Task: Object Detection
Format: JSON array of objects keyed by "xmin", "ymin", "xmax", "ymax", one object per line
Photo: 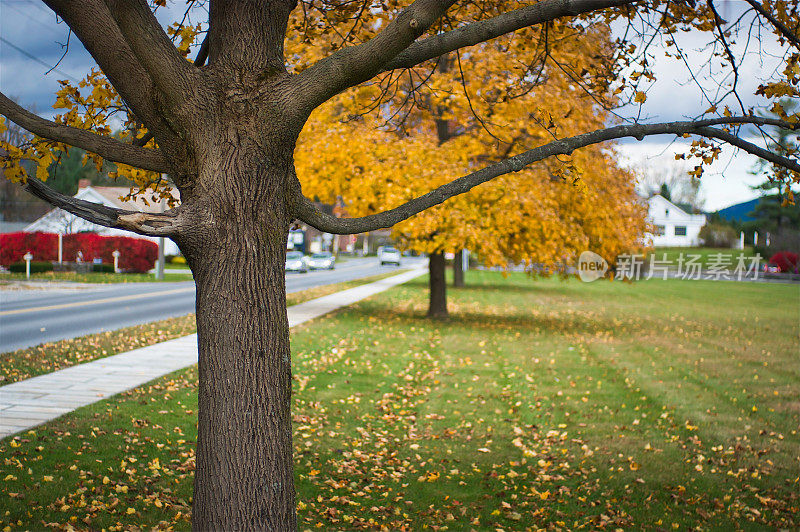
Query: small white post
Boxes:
[
  {"xmin": 462, "ymin": 249, "xmax": 470, "ymax": 271},
  {"xmin": 738, "ymin": 231, "xmax": 744, "ymax": 250},
  {"xmin": 112, "ymin": 250, "xmax": 120, "ymax": 273},
  {"xmin": 58, "ymin": 233, "xmax": 63, "ymax": 264},
  {"xmin": 753, "ymin": 231, "xmax": 759, "ymax": 246},
  {"xmin": 23, "ymin": 252, "xmax": 33, "ymax": 279},
  {"xmin": 766, "ymin": 232, "xmax": 771, "ymax": 247}
]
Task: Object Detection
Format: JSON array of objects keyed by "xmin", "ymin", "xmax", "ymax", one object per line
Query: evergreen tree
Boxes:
[
  {"xmin": 747, "ymin": 99, "xmax": 800, "ymax": 234},
  {"xmin": 46, "ymin": 147, "xmax": 131, "ymax": 196},
  {"xmin": 659, "ymin": 182, "xmax": 672, "ymax": 201}
]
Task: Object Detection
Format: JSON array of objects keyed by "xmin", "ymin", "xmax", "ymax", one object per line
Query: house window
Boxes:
[
  {"xmin": 655, "ymin": 225, "xmax": 665, "ymax": 235},
  {"xmin": 674, "ymin": 226, "xmax": 687, "ymax": 236}
]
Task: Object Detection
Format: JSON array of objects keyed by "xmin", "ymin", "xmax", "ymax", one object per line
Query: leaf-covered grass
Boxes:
[
  {"xmin": 0, "ymin": 271, "xmax": 194, "ymax": 283},
  {"xmin": 1, "ymin": 272, "xmax": 798, "ymax": 530},
  {"xmin": 0, "ymin": 271, "xmax": 404, "ymax": 386}
]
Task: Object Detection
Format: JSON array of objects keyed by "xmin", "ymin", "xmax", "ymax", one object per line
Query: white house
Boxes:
[
  {"xmin": 646, "ymin": 194, "xmax": 706, "ymax": 247},
  {"xmin": 24, "ymin": 181, "xmax": 181, "ymax": 256}
]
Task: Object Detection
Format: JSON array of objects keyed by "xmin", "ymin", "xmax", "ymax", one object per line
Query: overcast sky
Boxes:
[{"xmin": 0, "ymin": 0, "xmax": 791, "ymax": 211}]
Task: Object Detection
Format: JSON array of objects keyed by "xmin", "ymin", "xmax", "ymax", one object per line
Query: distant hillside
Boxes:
[{"xmin": 717, "ymin": 198, "xmax": 759, "ymax": 223}]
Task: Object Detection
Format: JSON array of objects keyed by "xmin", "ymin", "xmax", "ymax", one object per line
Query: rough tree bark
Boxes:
[
  {"xmin": 453, "ymin": 250, "xmax": 465, "ymax": 287},
  {"xmin": 428, "ymin": 252, "xmax": 449, "ymax": 318},
  {"xmin": 178, "ymin": 153, "xmax": 298, "ymax": 528}
]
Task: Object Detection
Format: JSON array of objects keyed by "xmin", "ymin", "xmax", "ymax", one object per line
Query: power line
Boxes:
[
  {"xmin": 1, "ymin": 1, "xmax": 62, "ymax": 35},
  {"xmin": 0, "ymin": 35, "xmax": 80, "ymax": 82}
]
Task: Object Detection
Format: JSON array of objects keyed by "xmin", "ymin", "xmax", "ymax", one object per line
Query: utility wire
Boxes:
[{"xmin": 0, "ymin": 35, "xmax": 80, "ymax": 82}]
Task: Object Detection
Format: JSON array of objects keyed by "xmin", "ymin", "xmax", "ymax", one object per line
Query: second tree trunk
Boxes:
[
  {"xmin": 453, "ymin": 249, "xmax": 465, "ymax": 287},
  {"xmin": 428, "ymin": 252, "xmax": 448, "ymax": 318}
]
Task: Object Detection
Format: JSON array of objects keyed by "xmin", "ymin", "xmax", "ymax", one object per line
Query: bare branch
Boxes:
[
  {"xmin": 24, "ymin": 177, "xmax": 184, "ymax": 237},
  {"xmin": 293, "ymin": 117, "xmax": 799, "ymax": 235},
  {"xmin": 292, "ymin": 0, "xmax": 457, "ymax": 114},
  {"xmin": 708, "ymin": 0, "xmax": 746, "ymax": 114},
  {"xmin": 104, "ymin": 0, "xmax": 198, "ymax": 102},
  {"xmin": 381, "ymin": 0, "xmax": 637, "ymax": 72},
  {"xmin": 744, "ymin": 0, "xmax": 800, "ymax": 49},
  {"xmin": 0, "ymin": 93, "xmax": 170, "ymax": 173},
  {"xmin": 132, "ymin": 131, "xmax": 156, "ymax": 148}
]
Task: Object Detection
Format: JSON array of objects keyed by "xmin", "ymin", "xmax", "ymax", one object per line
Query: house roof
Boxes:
[{"xmin": 647, "ymin": 194, "xmax": 706, "ymax": 223}]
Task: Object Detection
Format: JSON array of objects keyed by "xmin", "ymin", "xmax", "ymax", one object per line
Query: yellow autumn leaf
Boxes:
[
  {"xmin": 35, "ymin": 152, "xmax": 53, "ymax": 181},
  {"xmin": 634, "ymin": 91, "xmax": 647, "ymax": 103}
]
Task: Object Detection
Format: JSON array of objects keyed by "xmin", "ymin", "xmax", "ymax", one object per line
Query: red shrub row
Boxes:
[
  {"xmin": 0, "ymin": 232, "xmax": 158, "ymax": 273},
  {"xmin": 768, "ymin": 251, "xmax": 799, "ymax": 274}
]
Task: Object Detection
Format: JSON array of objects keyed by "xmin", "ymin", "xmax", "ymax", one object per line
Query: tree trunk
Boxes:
[
  {"xmin": 428, "ymin": 252, "xmax": 448, "ymax": 318},
  {"xmin": 453, "ymin": 249, "xmax": 465, "ymax": 287},
  {"xmin": 179, "ymin": 155, "xmax": 297, "ymax": 529}
]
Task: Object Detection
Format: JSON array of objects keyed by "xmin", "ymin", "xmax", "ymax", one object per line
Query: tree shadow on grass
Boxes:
[
  {"xmin": 343, "ymin": 299, "xmax": 619, "ymax": 337},
  {"xmin": 402, "ymin": 277, "xmax": 579, "ymax": 296}
]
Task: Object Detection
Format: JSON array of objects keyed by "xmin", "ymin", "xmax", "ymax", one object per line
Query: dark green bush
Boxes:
[{"xmin": 9, "ymin": 261, "xmax": 54, "ymax": 273}]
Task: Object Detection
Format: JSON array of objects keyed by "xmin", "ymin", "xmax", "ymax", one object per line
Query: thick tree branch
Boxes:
[
  {"xmin": 131, "ymin": 34, "xmax": 211, "ymax": 148},
  {"xmin": 695, "ymin": 126, "xmax": 799, "ymax": 167},
  {"xmin": 382, "ymin": 0, "xmax": 637, "ymax": 72},
  {"xmin": 0, "ymin": 93, "xmax": 170, "ymax": 173},
  {"xmin": 42, "ymin": 1, "xmax": 179, "ymax": 146},
  {"xmin": 195, "ymin": 33, "xmax": 210, "ymax": 67},
  {"xmin": 744, "ymin": 0, "xmax": 800, "ymax": 49},
  {"xmin": 24, "ymin": 177, "xmax": 184, "ymax": 237},
  {"xmin": 292, "ymin": 0, "xmax": 457, "ymax": 114},
  {"xmin": 104, "ymin": 0, "xmax": 198, "ymax": 101},
  {"xmin": 209, "ymin": 0, "xmax": 295, "ymax": 70},
  {"xmin": 294, "ymin": 117, "xmax": 799, "ymax": 234}
]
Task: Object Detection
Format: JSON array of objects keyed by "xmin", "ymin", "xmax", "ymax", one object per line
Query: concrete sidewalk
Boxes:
[{"xmin": 0, "ymin": 267, "xmax": 426, "ymax": 438}]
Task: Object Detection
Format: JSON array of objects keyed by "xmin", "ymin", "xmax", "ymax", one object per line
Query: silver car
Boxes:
[
  {"xmin": 285, "ymin": 251, "xmax": 308, "ymax": 273},
  {"xmin": 307, "ymin": 252, "xmax": 335, "ymax": 270},
  {"xmin": 379, "ymin": 246, "xmax": 401, "ymax": 266}
]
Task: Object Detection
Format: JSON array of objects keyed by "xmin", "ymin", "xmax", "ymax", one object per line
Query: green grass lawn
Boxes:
[
  {"xmin": 650, "ymin": 246, "xmax": 759, "ymax": 267},
  {"xmin": 0, "ymin": 272, "xmax": 797, "ymax": 530},
  {"xmin": 164, "ymin": 262, "xmax": 191, "ymax": 270}
]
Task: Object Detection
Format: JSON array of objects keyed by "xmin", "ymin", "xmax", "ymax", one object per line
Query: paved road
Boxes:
[{"xmin": 0, "ymin": 257, "xmax": 423, "ymax": 353}]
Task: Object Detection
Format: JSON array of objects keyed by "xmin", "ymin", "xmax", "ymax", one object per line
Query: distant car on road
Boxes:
[
  {"xmin": 379, "ymin": 246, "xmax": 401, "ymax": 266},
  {"xmin": 285, "ymin": 251, "xmax": 308, "ymax": 273},
  {"xmin": 307, "ymin": 252, "xmax": 335, "ymax": 270}
]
